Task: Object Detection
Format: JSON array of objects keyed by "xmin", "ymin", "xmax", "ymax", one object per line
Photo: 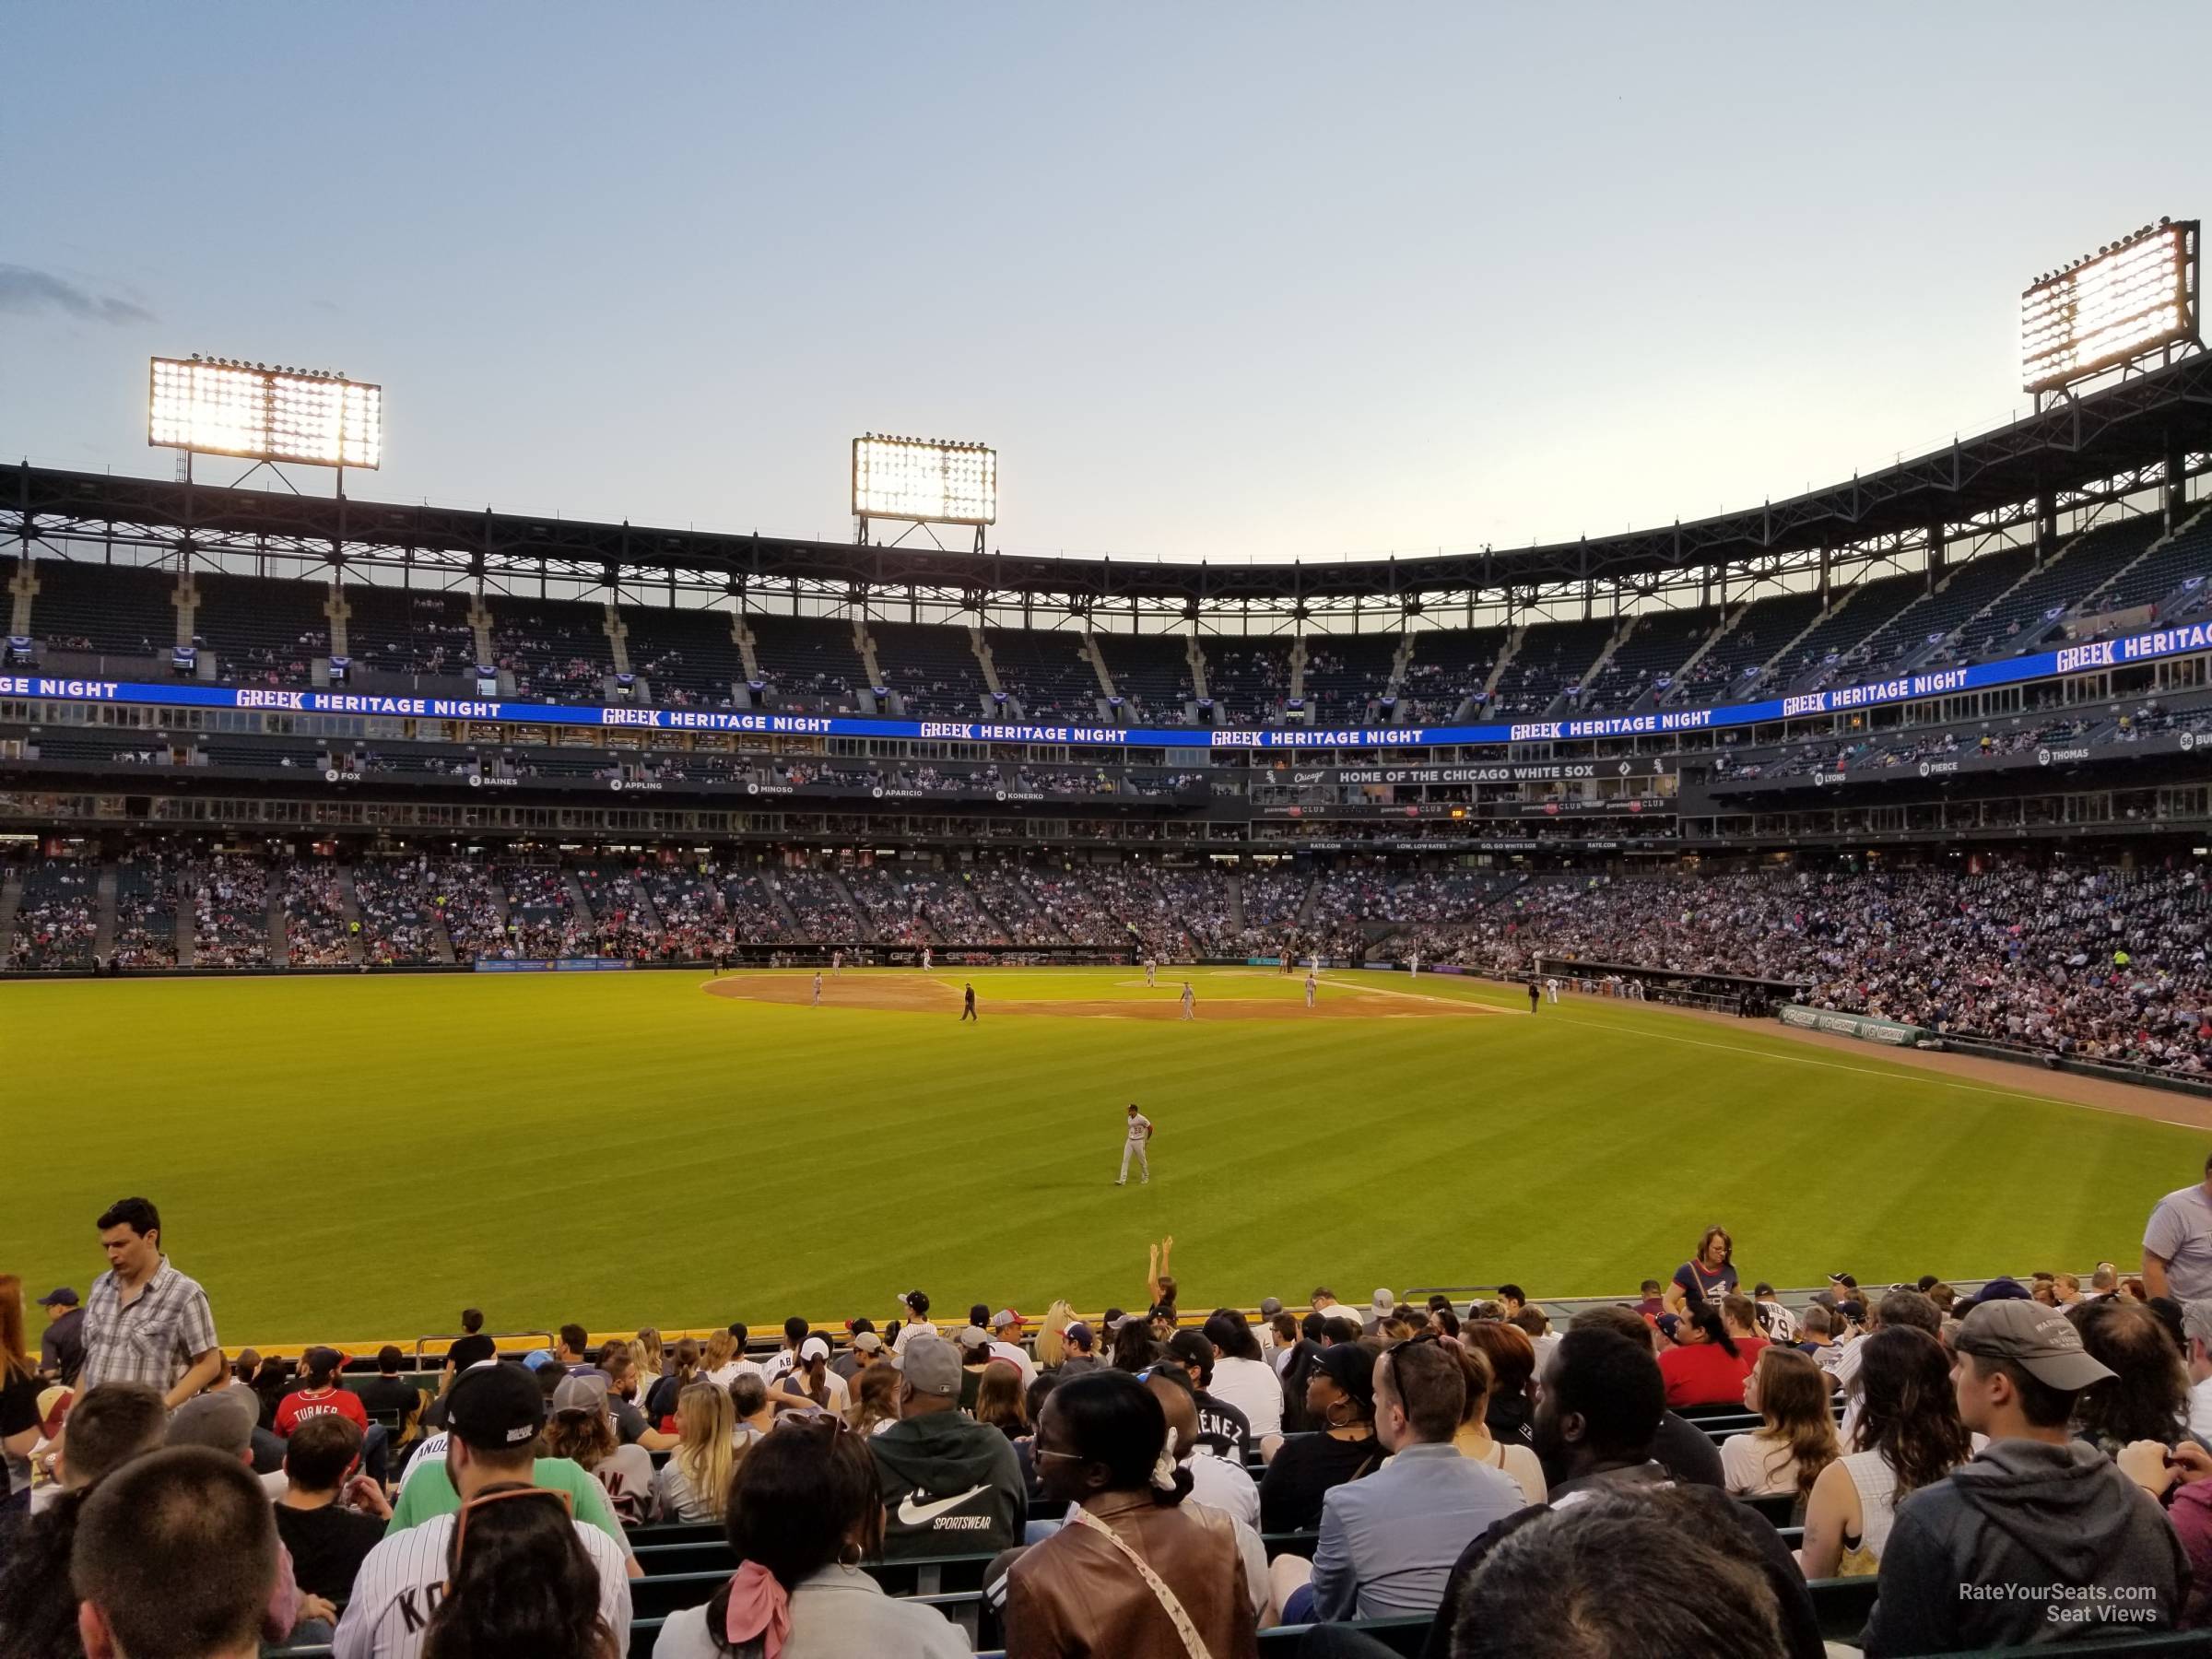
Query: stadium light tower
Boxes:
[
  {"xmin": 2021, "ymin": 220, "xmax": 2200, "ymax": 409},
  {"xmin": 148, "ymin": 356, "xmax": 383, "ymax": 496},
  {"xmin": 852, "ymin": 433, "xmax": 997, "ymax": 554}
]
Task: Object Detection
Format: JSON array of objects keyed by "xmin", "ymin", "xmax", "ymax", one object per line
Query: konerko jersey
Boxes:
[
  {"xmin": 333, "ymin": 1510, "xmax": 630, "ymax": 1659},
  {"xmin": 1126, "ymin": 1112, "xmax": 1152, "ymax": 1145}
]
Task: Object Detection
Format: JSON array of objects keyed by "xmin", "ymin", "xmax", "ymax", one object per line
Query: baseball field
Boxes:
[{"xmin": 4, "ymin": 965, "xmax": 2201, "ymax": 1346}]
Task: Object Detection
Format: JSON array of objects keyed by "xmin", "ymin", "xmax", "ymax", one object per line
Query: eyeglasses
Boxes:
[{"xmin": 452, "ymin": 1485, "xmax": 572, "ymax": 1564}]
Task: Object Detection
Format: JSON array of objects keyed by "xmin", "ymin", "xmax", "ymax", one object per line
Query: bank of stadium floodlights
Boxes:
[
  {"xmin": 147, "ymin": 356, "xmax": 382, "ymax": 495},
  {"xmin": 2023, "ymin": 219, "xmax": 2200, "ymax": 408},
  {"xmin": 852, "ymin": 432, "xmax": 996, "ymax": 555}
]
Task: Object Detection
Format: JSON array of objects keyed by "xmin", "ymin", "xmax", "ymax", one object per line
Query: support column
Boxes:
[{"xmin": 6, "ymin": 560, "xmax": 36, "ymax": 638}]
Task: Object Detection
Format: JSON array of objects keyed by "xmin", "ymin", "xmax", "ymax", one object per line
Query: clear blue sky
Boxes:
[{"xmin": 4, "ymin": 5, "xmax": 2205, "ymax": 562}]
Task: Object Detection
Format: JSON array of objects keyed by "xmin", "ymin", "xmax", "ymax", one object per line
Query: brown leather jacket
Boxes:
[{"xmin": 1004, "ymin": 1488, "xmax": 1259, "ymax": 1659}]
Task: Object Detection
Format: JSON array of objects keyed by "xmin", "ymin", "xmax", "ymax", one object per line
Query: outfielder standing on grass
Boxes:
[
  {"xmin": 1117, "ymin": 1104, "xmax": 1154, "ymax": 1185},
  {"xmin": 813, "ymin": 971, "xmax": 823, "ymax": 1006},
  {"xmin": 1181, "ymin": 980, "xmax": 1195, "ymax": 1020},
  {"xmin": 1305, "ymin": 969, "xmax": 1317, "ymax": 1010}
]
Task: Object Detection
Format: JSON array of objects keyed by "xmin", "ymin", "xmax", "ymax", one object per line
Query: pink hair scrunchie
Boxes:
[{"xmin": 723, "ymin": 1560, "xmax": 792, "ymax": 1658}]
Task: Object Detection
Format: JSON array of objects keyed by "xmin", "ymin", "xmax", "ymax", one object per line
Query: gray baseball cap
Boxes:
[
  {"xmin": 895, "ymin": 1335, "xmax": 962, "ymax": 1398},
  {"xmin": 1954, "ymin": 1300, "xmax": 2115, "ymax": 1391},
  {"xmin": 167, "ymin": 1391, "xmax": 255, "ymax": 1455},
  {"xmin": 2183, "ymin": 1301, "xmax": 2212, "ymax": 1349}
]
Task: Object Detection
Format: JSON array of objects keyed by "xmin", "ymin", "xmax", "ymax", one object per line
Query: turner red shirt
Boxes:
[{"xmin": 275, "ymin": 1384, "xmax": 371, "ymax": 1437}]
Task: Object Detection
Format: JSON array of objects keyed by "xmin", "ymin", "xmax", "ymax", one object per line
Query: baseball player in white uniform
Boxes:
[
  {"xmin": 1179, "ymin": 981, "xmax": 1195, "ymax": 1020},
  {"xmin": 923, "ymin": 945, "xmax": 933, "ymax": 971},
  {"xmin": 812, "ymin": 971, "xmax": 823, "ymax": 1006},
  {"xmin": 1145, "ymin": 956, "xmax": 1157, "ymax": 987},
  {"xmin": 1117, "ymin": 1104, "xmax": 1154, "ymax": 1185},
  {"xmin": 1305, "ymin": 970, "xmax": 1318, "ymax": 1009}
]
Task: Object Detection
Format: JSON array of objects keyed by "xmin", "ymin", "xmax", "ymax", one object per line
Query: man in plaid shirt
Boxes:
[{"xmin": 79, "ymin": 1195, "xmax": 224, "ymax": 1407}]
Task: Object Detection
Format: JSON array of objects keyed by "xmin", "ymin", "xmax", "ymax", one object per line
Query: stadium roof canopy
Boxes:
[{"xmin": 8, "ymin": 353, "xmax": 2212, "ymax": 620}]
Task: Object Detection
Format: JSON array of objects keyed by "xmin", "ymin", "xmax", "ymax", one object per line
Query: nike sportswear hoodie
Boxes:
[
  {"xmin": 868, "ymin": 1411, "xmax": 1028, "ymax": 1559},
  {"xmin": 1862, "ymin": 1438, "xmax": 2189, "ymax": 1655}
]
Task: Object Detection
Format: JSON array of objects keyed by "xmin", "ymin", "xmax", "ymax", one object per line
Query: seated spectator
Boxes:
[
  {"xmin": 730, "ymin": 1373, "xmax": 778, "ymax": 1447},
  {"xmin": 71, "ymin": 1445, "xmax": 278, "ymax": 1659},
  {"xmin": 1163, "ymin": 1330, "xmax": 1253, "ymax": 1464},
  {"xmin": 598, "ymin": 1348, "xmax": 677, "ymax": 1450},
  {"xmin": 275, "ymin": 1415, "xmax": 391, "ymax": 1606},
  {"xmin": 1833, "ymin": 1288, "xmax": 1939, "ymax": 1441},
  {"xmin": 1445, "ymin": 1486, "xmax": 1793, "ymax": 1659},
  {"xmin": 1109, "ymin": 1316, "xmax": 1159, "ymax": 1373},
  {"xmin": 1568, "ymin": 1305, "xmax": 1726, "ymax": 1489},
  {"xmin": 543, "ymin": 1373, "xmax": 655, "ymax": 1527},
  {"xmin": 1056, "ymin": 1321, "xmax": 1100, "ymax": 1377},
  {"xmin": 2184, "ymin": 1300, "xmax": 2212, "ymax": 1441},
  {"xmin": 867, "ymin": 1335, "xmax": 1025, "ymax": 1559},
  {"xmin": 1861, "ymin": 1300, "xmax": 2186, "ymax": 1654},
  {"xmin": 1142, "ymin": 1368, "xmax": 1269, "ymax": 1620},
  {"xmin": 1795, "ymin": 1302, "xmax": 1841, "ymax": 1369},
  {"xmin": 1658, "ymin": 1304, "xmax": 1759, "ymax": 1407},
  {"xmin": 2071, "ymin": 1297, "xmax": 2199, "ymax": 1456},
  {"xmin": 421, "ymin": 1482, "xmax": 621, "ymax": 1659},
  {"xmin": 653, "ymin": 1415, "xmax": 967, "ymax": 1659},
  {"xmin": 768, "ymin": 1336, "xmax": 851, "ymax": 1418},
  {"xmin": 1421, "ymin": 1326, "xmax": 1823, "ymax": 1659},
  {"xmin": 1260, "ymin": 1342, "xmax": 1382, "ymax": 1535},
  {"xmin": 652, "ymin": 1383, "xmax": 736, "ymax": 1524},
  {"xmin": 1000, "ymin": 1370, "xmax": 1257, "ymax": 1657},
  {"xmin": 1459, "ymin": 1322, "xmax": 1536, "ymax": 1448},
  {"xmin": 385, "ymin": 1364, "xmax": 632, "ymax": 1554},
  {"xmin": 1202, "ymin": 1311, "xmax": 1284, "ymax": 1442},
  {"xmin": 0, "ymin": 1382, "xmax": 169, "ymax": 1659},
  {"xmin": 1719, "ymin": 1347, "xmax": 1837, "ymax": 1503},
  {"xmin": 275, "ymin": 1347, "xmax": 371, "ymax": 1438},
  {"xmin": 338, "ymin": 1363, "xmax": 634, "ymax": 1659},
  {"xmin": 1796, "ymin": 1326, "xmax": 1970, "ymax": 1579},
  {"xmin": 357, "ymin": 1346, "xmax": 427, "ymax": 1445},
  {"xmin": 1272, "ymin": 1336, "xmax": 1523, "ymax": 1622},
  {"xmin": 647, "ymin": 1338, "xmax": 700, "ymax": 1427},
  {"xmin": 848, "ymin": 1363, "xmax": 901, "ymax": 1438},
  {"xmin": 1448, "ymin": 1344, "xmax": 1546, "ymax": 1505},
  {"xmin": 700, "ymin": 1329, "xmax": 759, "ymax": 1392},
  {"xmin": 976, "ymin": 1361, "xmax": 1030, "ymax": 1441}
]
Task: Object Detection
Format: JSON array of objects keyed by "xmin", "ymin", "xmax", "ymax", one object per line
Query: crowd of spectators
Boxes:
[
  {"xmin": 352, "ymin": 857, "xmax": 444, "ymax": 965},
  {"xmin": 191, "ymin": 855, "xmax": 270, "ymax": 969},
  {"xmin": 280, "ymin": 862, "xmax": 353, "ymax": 968},
  {"xmin": 110, "ymin": 847, "xmax": 179, "ymax": 968},
  {"xmin": 6, "ymin": 856, "xmax": 99, "ymax": 969},
  {"xmin": 28, "ymin": 1183, "xmax": 2212, "ymax": 1658}
]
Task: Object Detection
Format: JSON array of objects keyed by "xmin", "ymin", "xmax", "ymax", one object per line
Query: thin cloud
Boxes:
[{"xmin": 0, "ymin": 264, "xmax": 155, "ymax": 325}]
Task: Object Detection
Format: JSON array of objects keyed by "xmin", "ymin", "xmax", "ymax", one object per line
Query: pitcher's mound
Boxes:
[{"xmin": 701, "ymin": 971, "xmax": 1488, "ymax": 1020}]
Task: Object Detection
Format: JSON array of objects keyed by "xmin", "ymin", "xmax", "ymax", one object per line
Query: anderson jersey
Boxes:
[
  {"xmin": 334, "ymin": 1510, "xmax": 631, "ymax": 1659},
  {"xmin": 1126, "ymin": 1113, "xmax": 1153, "ymax": 1145}
]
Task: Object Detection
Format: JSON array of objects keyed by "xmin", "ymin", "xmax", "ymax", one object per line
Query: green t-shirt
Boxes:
[{"xmin": 384, "ymin": 1453, "xmax": 630, "ymax": 1553}]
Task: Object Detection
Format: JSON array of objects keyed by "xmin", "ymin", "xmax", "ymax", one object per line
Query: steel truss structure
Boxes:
[{"xmin": 10, "ymin": 355, "xmax": 2212, "ymax": 637}]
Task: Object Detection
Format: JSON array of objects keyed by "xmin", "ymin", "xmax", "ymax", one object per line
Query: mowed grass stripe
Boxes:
[{"xmin": 1, "ymin": 971, "xmax": 2197, "ymax": 1343}]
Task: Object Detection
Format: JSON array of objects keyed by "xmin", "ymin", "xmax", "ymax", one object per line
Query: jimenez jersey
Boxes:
[{"xmin": 334, "ymin": 1510, "xmax": 631, "ymax": 1659}]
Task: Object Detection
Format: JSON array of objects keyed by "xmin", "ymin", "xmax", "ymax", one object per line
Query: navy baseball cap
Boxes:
[{"xmin": 37, "ymin": 1288, "xmax": 78, "ymax": 1308}]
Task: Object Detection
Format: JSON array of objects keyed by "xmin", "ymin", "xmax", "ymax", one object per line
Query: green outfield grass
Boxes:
[{"xmin": 2, "ymin": 965, "xmax": 2198, "ymax": 1345}]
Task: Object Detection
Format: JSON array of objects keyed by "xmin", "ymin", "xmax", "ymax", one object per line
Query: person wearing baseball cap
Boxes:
[
  {"xmin": 36, "ymin": 1287, "xmax": 85, "ymax": 1384},
  {"xmin": 335, "ymin": 1360, "xmax": 635, "ymax": 1659},
  {"xmin": 379, "ymin": 1359, "xmax": 635, "ymax": 1560},
  {"xmin": 867, "ymin": 1335, "xmax": 1025, "ymax": 1559},
  {"xmin": 1859, "ymin": 1300, "xmax": 2185, "ymax": 1656},
  {"xmin": 987, "ymin": 1309, "xmax": 1039, "ymax": 1386},
  {"xmin": 1260, "ymin": 1339, "xmax": 1381, "ymax": 1533}
]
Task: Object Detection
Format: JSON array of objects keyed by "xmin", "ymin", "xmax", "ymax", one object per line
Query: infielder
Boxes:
[
  {"xmin": 1408, "ymin": 949, "xmax": 1420, "ymax": 977},
  {"xmin": 1144, "ymin": 956, "xmax": 1157, "ymax": 987},
  {"xmin": 1547, "ymin": 976, "xmax": 1561, "ymax": 1005},
  {"xmin": 1304, "ymin": 970, "xmax": 1317, "ymax": 1009},
  {"xmin": 1117, "ymin": 1103, "xmax": 1154, "ymax": 1185},
  {"xmin": 1180, "ymin": 981, "xmax": 1195, "ymax": 1020},
  {"xmin": 832, "ymin": 948, "xmax": 843, "ymax": 974},
  {"xmin": 812, "ymin": 971, "xmax": 823, "ymax": 1006}
]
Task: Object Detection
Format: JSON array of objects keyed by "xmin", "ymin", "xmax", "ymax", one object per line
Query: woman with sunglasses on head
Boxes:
[
  {"xmin": 424, "ymin": 1484, "xmax": 619, "ymax": 1659},
  {"xmin": 653, "ymin": 1417, "xmax": 967, "ymax": 1659},
  {"xmin": 1002, "ymin": 1369, "xmax": 1258, "ymax": 1658}
]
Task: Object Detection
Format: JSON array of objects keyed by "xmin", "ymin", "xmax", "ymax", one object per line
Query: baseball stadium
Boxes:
[{"xmin": 11, "ymin": 15, "xmax": 2212, "ymax": 1657}]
